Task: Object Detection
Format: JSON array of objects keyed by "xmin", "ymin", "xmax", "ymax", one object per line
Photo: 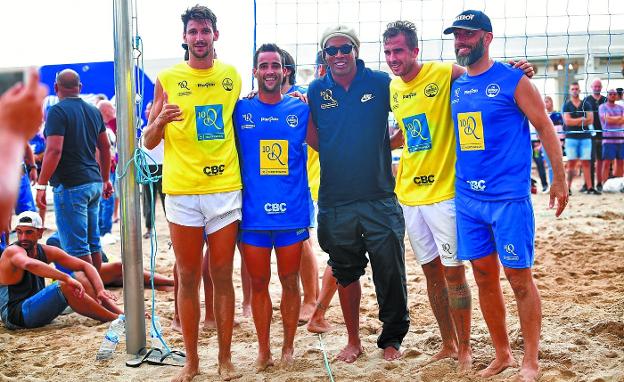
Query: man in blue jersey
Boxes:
[
  {"xmin": 306, "ymin": 26, "xmax": 408, "ymax": 363},
  {"xmin": 233, "ymin": 44, "xmax": 311, "ymax": 371},
  {"xmin": 445, "ymin": 10, "xmax": 568, "ymax": 382}
]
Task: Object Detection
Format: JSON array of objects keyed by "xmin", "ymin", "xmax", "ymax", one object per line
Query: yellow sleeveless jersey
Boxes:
[
  {"xmin": 306, "ymin": 146, "xmax": 320, "ymax": 201},
  {"xmin": 390, "ymin": 62, "xmax": 456, "ymax": 206},
  {"xmin": 158, "ymin": 60, "xmax": 242, "ymax": 195}
]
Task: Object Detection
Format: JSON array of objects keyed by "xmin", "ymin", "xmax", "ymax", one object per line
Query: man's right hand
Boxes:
[
  {"xmin": 102, "ymin": 180, "xmax": 114, "ymax": 200},
  {"xmin": 66, "ymin": 277, "xmax": 85, "ymax": 299},
  {"xmin": 155, "ymin": 92, "xmax": 183, "ymax": 128},
  {"xmin": 0, "ymin": 69, "xmax": 48, "ymax": 140},
  {"xmin": 35, "ymin": 188, "xmax": 47, "ymax": 210}
]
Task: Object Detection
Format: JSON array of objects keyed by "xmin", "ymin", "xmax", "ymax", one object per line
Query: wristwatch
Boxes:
[{"xmin": 34, "ymin": 184, "xmax": 47, "ymax": 191}]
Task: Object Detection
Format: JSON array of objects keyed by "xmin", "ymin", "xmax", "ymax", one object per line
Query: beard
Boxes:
[
  {"xmin": 189, "ymin": 45, "xmax": 210, "ymax": 60},
  {"xmin": 258, "ymin": 77, "xmax": 282, "ymax": 94},
  {"xmin": 456, "ymin": 36, "xmax": 485, "ymax": 67}
]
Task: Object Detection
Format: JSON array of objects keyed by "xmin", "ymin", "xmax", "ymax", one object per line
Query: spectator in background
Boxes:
[
  {"xmin": 29, "ymin": 130, "xmax": 47, "ymax": 224},
  {"xmin": 140, "ymin": 101, "xmax": 166, "ymax": 239},
  {"xmin": 563, "ymin": 82, "xmax": 599, "ymax": 195},
  {"xmin": 583, "ymin": 79, "xmax": 607, "ymax": 192},
  {"xmin": 615, "ymin": 88, "xmax": 624, "ymax": 107},
  {"xmin": 599, "ymin": 89, "xmax": 624, "ymax": 179},
  {"xmin": 36, "ymin": 69, "xmax": 113, "ymax": 271},
  {"xmin": 96, "ymin": 100, "xmax": 118, "ymax": 245},
  {"xmin": 542, "ymin": 95, "xmax": 565, "ymax": 189},
  {"xmin": 281, "ymin": 49, "xmax": 307, "ymax": 95}
]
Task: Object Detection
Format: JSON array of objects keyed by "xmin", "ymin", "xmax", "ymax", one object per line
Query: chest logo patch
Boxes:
[
  {"xmin": 260, "ymin": 140, "xmax": 289, "ymax": 175},
  {"xmin": 286, "ymin": 114, "xmax": 299, "ymax": 128},
  {"xmin": 486, "ymin": 83, "xmax": 500, "ymax": 98},
  {"xmin": 457, "ymin": 112, "xmax": 485, "ymax": 151},
  {"xmin": 402, "ymin": 113, "xmax": 432, "ymax": 153},
  {"xmin": 424, "ymin": 83, "xmax": 439, "ymax": 97},
  {"xmin": 195, "ymin": 104, "xmax": 224, "ymax": 141},
  {"xmin": 320, "ymin": 89, "xmax": 338, "ymax": 109},
  {"xmin": 222, "ymin": 78, "xmax": 234, "ymax": 91}
]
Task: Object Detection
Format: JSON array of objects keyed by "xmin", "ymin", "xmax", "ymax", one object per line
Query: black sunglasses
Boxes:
[{"xmin": 324, "ymin": 44, "xmax": 354, "ymax": 56}]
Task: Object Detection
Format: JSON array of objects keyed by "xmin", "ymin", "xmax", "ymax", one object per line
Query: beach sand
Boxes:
[{"xmin": 1, "ymin": 191, "xmax": 623, "ymax": 381}]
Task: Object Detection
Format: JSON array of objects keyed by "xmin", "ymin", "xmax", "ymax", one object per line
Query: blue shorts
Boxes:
[
  {"xmin": 21, "ymin": 282, "xmax": 69, "ymax": 328},
  {"xmin": 15, "ymin": 173, "xmax": 36, "ymax": 215},
  {"xmin": 53, "ymin": 182, "xmax": 102, "ymax": 258},
  {"xmin": 603, "ymin": 143, "xmax": 624, "ymax": 160},
  {"xmin": 456, "ymin": 196, "xmax": 535, "ymax": 269},
  {"xmin": 239, "ymin": 228, "xmax": 309, "ymax": 248},
  {"xmin": 565, "ymin": 138, "xmax": 592, "ymax": 160}
]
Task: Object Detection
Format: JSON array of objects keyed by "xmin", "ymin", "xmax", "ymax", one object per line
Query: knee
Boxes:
[
  {"xmin": 472, "ymin": 266, "xmax": 499, "ymax": 289},
  {"xmin": 176, "ymin": 267, "xmax": 201, "ymax": 288},
  {"xmin": 505, "ymin": 269, "xmax": 533, "ymax": 298},
  {"xmin": 210, "ymin": 265, "xmax": 233, "ymax": 285},
  {"xmin": 250, "ymin": 275, "xmax": 270, "ymax": 292},
  {"xmin": 279, "ymin": 272, "xmax": 300, "ymax": 294},
  {"xmin": 443, "ymin": 265, "xmax": 466, "ymax": 285}
]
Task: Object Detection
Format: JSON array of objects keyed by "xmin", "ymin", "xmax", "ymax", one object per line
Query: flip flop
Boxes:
[
  {"xmin": 126, "ymin": 347, "xmax": 150, "ymax": 368},
  {"xmin": 145, "ymin": 348, "xmax": 186, "ymax": 367}
]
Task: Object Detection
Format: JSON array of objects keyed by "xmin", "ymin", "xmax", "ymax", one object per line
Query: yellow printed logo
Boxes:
[
  {"xmin": 260, "ymin": 140, "xmax": 289, "ymax": 175},
  {"xmin": 457, "ymin": 112, "xmax": 485, "ymax": 151}
]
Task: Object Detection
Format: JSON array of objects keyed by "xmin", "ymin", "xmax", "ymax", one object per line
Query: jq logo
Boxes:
[
  {"xmin": 260, "ymin": 140, "xmax": 289, "ymax": 175},
  {"xmin": 403, "ymin": 113, "xmax": 432, "ymax": 153},
  {"xmin": 203, "ymin": 164, "xmax": 225, "ymax": 176},
  {"xmin": 457, "ymin": 112, "xmax": 485, "ymax": 151},
  {"xmin": 195, "ymin": 104, "xmax": 224, "ymax": 141}
]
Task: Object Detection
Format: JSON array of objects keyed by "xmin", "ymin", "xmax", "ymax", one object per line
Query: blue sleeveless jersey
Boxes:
[
  {"xmin": 234, "ymin": 96, "xmax": 311, "ymax": 230},
  {"xmin": 451, "ymin": 61, "xmax": 530, "ymax": 201}
]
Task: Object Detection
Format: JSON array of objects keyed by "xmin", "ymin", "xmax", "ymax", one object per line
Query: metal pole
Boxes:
[{"xmin": 113, "ymin": 0, "xmax": 146, "ymax": 355}]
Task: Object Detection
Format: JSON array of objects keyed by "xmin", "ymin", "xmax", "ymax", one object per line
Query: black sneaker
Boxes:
[
  {"xmin": 580, "ymin": 184, "xmax": 588, "ymax": 193},
  {"xmin": 596, "ymin": 183, "xmax": 603, "ymax": 192},
  {"xmin": 586, "ymin": 187, "xmax": 602, "ymax": 195}
]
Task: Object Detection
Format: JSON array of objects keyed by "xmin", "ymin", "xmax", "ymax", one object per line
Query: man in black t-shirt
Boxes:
[
  {"xmin": 35, "ymin": 69, "xmax": 113, "ymax": 271},
  {"xmin": 563, "ymin": 82, "xmax": 600, "ymax": 195},
  {"xmin": 583, "ymin": 79, "xmax": 607, "ymax": 191}
]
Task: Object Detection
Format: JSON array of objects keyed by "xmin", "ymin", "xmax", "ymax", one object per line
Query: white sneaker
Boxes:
[{"xmin": 100, "ymin": 233, "xmax": 117, "ymax": 245}]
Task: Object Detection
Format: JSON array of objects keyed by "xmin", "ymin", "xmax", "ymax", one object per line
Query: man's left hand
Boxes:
[
  {"xmin": 102, "ymin": 180, "xmax": 114, "ymax": 200},
  {"xmin": 97, "ymin": 289, "xmax": 118, "ymax": 305},
  {"xmin": 510, "ymin": 59, "xmax": 535, "ymax": 79}
]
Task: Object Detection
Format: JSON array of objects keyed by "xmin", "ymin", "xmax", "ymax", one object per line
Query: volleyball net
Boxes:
[{"xmin": 253, "ymin": 0, "xmax": 624, "ymax": 108}]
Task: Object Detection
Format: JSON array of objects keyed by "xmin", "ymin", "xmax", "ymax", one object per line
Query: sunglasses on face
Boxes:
[{"xmin": 324, "ymin": 44, "xmax": 354, "ymax": 56}]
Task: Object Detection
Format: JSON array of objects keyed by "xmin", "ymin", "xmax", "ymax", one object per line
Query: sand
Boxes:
[{"xmin": 1, "ymin": 191, "xmax": 623, "ymax": 382}]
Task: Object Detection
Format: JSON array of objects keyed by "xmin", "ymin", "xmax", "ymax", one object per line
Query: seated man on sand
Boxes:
[{"xmin": 0, "ymin": 211, "xmax": 122, "ymax": 329}]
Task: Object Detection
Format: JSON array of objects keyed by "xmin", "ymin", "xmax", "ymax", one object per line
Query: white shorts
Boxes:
[
  {"xmin": 165, "ymin": 190, "xmax": 242, "ymax": 235},
  {"xmin": 401, "ymin": 198, "xmax": 463, "ymax": 267}
]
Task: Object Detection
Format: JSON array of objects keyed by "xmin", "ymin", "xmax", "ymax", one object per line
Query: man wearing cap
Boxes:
[
  {"xmin": 307, "ymin": 25, "xmax": 408, "ymax": 362},
  {"xmin": 444, "ymin": 10, "xmax": 568, "ymax": 381},
  {"xmin": 0, "ymin": 211, "xmax": 122, "ymax": 330}
]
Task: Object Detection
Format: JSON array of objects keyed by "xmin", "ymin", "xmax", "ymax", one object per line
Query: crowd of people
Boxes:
[{"xmin": 2, "ymin": 4, "xmax": 622, "ymax": 382}]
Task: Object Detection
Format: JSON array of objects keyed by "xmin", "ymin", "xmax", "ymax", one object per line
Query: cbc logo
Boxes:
[
  {"xmin": 466, "ymin": 179, "xmax": 486, "ymax": 191},
  {"xmin": 264, "ymin": 203, "xmax": 287, "ymax": 213},
  {"xmin": 413, "ymin": 174, "xmax": 435, "ymax": 185},
  {"xmin": 203, "ymin": 164, "xmax": 225, "ymax": 176}
]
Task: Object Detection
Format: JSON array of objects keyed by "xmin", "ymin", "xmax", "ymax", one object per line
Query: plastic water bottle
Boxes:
[
  {"xmin": 150, "ymin": 315, "xmax": 164, "ymax": 350},
  {"xmin": 96, "ymin": 314, "xmax": 125, "ymax": 360}
]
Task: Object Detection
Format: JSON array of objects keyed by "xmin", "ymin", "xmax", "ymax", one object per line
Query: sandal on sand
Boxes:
[{"xmin": 126, "ymin": 348, "xmax": 186, "ymax": 368}]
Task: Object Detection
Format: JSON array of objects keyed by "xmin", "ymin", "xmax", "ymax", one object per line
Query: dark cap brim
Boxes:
[{"xmin": 443, "ymin": 25, "xmax": 481, "ymax": 34}]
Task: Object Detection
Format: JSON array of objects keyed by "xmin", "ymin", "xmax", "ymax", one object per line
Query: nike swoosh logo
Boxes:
[{"xmin": 361, "ymin": 94, "xmax": 374, "ymax": 102}]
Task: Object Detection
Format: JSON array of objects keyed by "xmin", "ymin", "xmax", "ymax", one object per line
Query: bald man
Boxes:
[{"xmin": 36, "ymin": 69, "xmax": 113, "ymax": 271}]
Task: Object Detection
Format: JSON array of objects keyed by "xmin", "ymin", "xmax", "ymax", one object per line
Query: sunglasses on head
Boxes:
[{"xmin": 324, "ymin": 44, "xmax": 354, "ymax": 56}]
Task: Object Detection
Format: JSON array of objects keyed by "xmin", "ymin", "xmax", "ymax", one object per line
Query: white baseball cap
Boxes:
[{"xmin": 15, "ymin": 211, "xmax": 43, "ymax": 229}]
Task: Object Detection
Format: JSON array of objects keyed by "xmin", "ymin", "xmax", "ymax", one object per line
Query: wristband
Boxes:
[{"xmin": 34, "ymin": 184, "xmax": 47, "ymax": 191}]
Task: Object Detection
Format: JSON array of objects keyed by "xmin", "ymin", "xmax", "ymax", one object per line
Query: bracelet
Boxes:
[{"xmin": 34, "ymin": 184, "xmax": 47, "ymax": 191}]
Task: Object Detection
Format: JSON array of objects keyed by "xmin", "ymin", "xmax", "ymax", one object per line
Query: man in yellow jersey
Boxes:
[
  {"xmin": 142, "ymin": 5, "xmax": 242, "ymax": 382},
  {"xmin": 383, "ymin": 21, "xmax": 473, "ymax": 371},
  {"xmin": 383, "ymin": 21, "xmax": 534, "ymax": 371}
]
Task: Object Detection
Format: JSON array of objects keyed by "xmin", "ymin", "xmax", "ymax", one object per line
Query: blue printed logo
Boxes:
[
  {"xmin": 403, "ymin": 113, "xmax": 432, "ymax": 153},
  {"xmin": 195, "ymin": 104, "xmax": 224, "ymax": 141}
]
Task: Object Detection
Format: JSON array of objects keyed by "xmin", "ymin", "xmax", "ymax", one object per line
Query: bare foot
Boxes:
[
  {"xmin": 241, "ymin": 304, "xmax": 252, "ymax": 318},
  {"xmin": 171, "ymin": 363, "xmax": 199, "ymax": 382},
  {"xmin": 425, "ymin": 346, "xmax": 458, "ymax": 365},
  {"xmin": 171, "ymin": 318, "xmax": 182, "ymax": 333},
  {"xmin": 457, "ymin": 351, "xmax": 473, "ymax": 373},
  {"xmin": 478, "ymin": 356, "xmax": 517, "ymax": 378},
  {"xmin": 513, "ymin": 366, "xmax": 541, "ymax": 382},
  {"xmin": 336, "ymin": 343, "xmax": 364, "ymax": 363},
  {"xmin": 255, "ymin": 353, "xmax": 274, "ymax": 372},
  {"xmin": 218, "ymin": 361, "xmax": 242, "ymax": 381},
  {"xmin": 298, "ymin": 302, "xmax": 316, "ymax": 324},
  {"xmin": 280, "ymin": 348, "xmax": 295, "ymax": 369},
  {"xmin": 203, "ymin": 318, "xmax": 240, "ymax": 331},
  {"xmin": 307, "ymin": 316, "xmax": 333, "ymax": 334},
  {"xmin": 384, "ymin": 346, "xmax": 403, "ymax": 361}
]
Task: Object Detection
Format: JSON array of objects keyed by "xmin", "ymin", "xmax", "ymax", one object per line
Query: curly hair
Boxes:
[
  {"xmin": 383, "ymin": 20, "xmax": 418, "ymax": 50},
  {"xmin": 181, "ymin": 5, "xmax": 218, "ymax": 34}
]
